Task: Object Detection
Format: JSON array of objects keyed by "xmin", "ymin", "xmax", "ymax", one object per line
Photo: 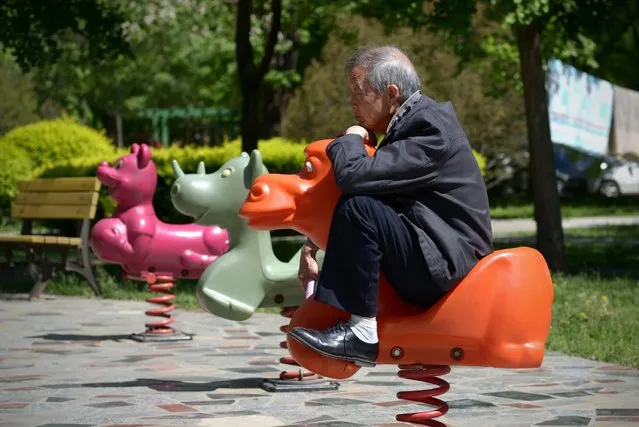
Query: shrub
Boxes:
[
  {"xmin": 149, "ymin": 138, "xmax": 309, "ymax": 186},
  {"xmin": 37, "ymin": 137, "xmax": 486, "ymax": 223},
  {"xmin": 0, "ymin": 144, "xmax": 33, "ymax": 214},
  {"xmin": 38, "ymin": 138, "xmax": 308, "ymax": 223},
  {"xmin": 474, "ymin": 149, "xmax": 486, "ymax": 174},
  {"xmin": 0, "ymin": 117, "xmax": 116, "ymax": 171}
]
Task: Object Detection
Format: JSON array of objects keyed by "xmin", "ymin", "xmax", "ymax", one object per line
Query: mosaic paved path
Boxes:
[{"xmin": 0, "ymin": 296, "xmax": 637, "ymax": 427}]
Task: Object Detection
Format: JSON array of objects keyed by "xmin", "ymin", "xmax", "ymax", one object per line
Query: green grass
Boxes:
[
  {"xmin": 490, "ymin": 196, "xmax": 639, "ymax": 219},
  {"xmin": 498, "ymin": 224, "xmax": 639, "ymax": 239},
  {"xmin": 563, "ymin": 224, "xmax": 639, "ymax": 239},
  {"xmin": 0, "ymin": 263, "xmax": 203, "ymax": 309},
  {"xmin": 546, "ymin": 274, "xmax": 638, "ymax": 368},
  {"xmin": 495, "ymin": 225, "xmax": 639, "ymax": 276}
]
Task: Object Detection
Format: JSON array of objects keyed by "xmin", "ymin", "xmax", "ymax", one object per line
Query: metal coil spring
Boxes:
[
  {"xmin": 396, "ymin": 364, "xmax": 451, "ymax": 426},
  {"xmin": 143, "ymin": 273, "xmax": 176, "ymax": 335}
]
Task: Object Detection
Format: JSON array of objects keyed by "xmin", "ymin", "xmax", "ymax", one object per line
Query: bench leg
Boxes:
[
  {"xmin": 66, "ymin": 248, "xmax": 101, "ymax": 297},
  {"xmin": 66, "ymin": 219, "xmax": 102, "ymax": 297}
]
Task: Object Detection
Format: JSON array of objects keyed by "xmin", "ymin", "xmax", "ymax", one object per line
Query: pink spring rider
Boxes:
[{"xmin": 90, "ymin": 143, "xmax": 229, "ymax": 341}]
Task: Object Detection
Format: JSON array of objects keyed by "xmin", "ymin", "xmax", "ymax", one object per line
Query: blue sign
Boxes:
[{"xmin": 547, "ymin": 59, "xmax": 613, "ymax": 155}]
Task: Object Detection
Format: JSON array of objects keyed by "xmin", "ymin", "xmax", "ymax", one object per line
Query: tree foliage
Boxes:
[
  {"xmin": 0, "ymin": 50, "xmax": 39, "ymax": 136},
  {"xmin": 22, "ymin": 0, "xmax": 345, "ymax": 149},
  {"xmin": 232, "ymin": 0, "xmax": 350, "ymax": 152},
  {"xmin": 283, "ymin": 14, "xmax": 526, "ymax": 155},
  {"xmin": 0, "ymin": 0, "xmax": 130, "ymax": 71},
  {"xmin": 588, "ymin": 0, "xmax": 639, "ymax": 91},
  {"xmin": 33, "ymin": 1, "xmax": 239, "ymax": 118}
]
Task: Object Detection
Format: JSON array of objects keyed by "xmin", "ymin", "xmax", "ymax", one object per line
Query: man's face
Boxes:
[{"xmin": 348, "ymin": 66, "xmax": 391, "ymax": 133}]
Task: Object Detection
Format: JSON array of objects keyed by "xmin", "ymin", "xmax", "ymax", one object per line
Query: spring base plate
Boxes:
[
  {"xmin": 260, "ymin": 378, "xmax": 339, "ymax": 392},
  {"xmin": 129, "ymin": 329, "xmax": 194, "ymax": 342}
]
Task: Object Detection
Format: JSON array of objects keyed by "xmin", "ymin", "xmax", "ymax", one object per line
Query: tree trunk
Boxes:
[
  {"xmin": 261, "ymin": 28, "xmax": 299, "ymax": 138},
  {"xmin": 261, "ymin": 80, "xmax": 294, "ymax": 138},
  {"xmin": 115, "ymin": 110, "xmax": 123, "ymax": 149},
  {"xmin": 235, "ymin": 0, "xmax": 282, "ymax": 153},
  {"xmin": 515, "ymin": 23, "xmax": 567, "ymax": 272},
  {"xmin": 240, "ymin": 85, "xmax": 261, "ymax": 153}
]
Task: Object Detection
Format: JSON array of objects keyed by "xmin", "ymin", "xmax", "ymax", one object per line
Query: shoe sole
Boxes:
[{"xmin": 288, "ymin": 330, "xmax": 377, "ymax": 368}]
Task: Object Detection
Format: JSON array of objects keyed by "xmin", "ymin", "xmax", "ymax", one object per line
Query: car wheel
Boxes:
[{"xmin": 599, "ymin": 180, "xmax": 620, "ymax": 198}]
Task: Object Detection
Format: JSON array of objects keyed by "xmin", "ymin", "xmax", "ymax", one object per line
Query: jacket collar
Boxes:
[{"xmin": 386, "ymin": 90, "xmax": 423, "ymax": 134}]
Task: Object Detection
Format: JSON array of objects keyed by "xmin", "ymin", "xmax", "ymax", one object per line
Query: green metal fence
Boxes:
[{"xmin": 137, "ymin": 107, "xmax": 240, "ymax": 148}]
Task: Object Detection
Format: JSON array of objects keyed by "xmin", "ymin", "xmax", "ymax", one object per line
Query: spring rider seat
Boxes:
[
  {"xmin": 170, "ymin": 151, "xmax": 336, "ymax": 392},
  {"xmin": 239, "ymin": 138, "xmax": 555, "ymax": 426},
  {"xmin": 90, "ymin": 143, "xmax": 229, "ymax": 342}
]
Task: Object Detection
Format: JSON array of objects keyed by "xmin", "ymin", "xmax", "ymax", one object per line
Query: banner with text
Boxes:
[{"xmin": 547, "ymin": 59, "xmax": 613, "ymax": 155}]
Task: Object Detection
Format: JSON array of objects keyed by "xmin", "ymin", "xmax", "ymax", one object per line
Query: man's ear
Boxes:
[{"xmin": 388, "ymin": 84, "xmax": 400, "ymax": 100}]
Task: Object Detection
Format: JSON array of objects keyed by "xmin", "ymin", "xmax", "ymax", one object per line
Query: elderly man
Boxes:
[{"xmin": 291, "ymin": 45, "xmax": 493, "ymax": 367}]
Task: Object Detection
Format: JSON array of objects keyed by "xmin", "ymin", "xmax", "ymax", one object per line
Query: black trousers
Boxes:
[{"xmin": 314, "ymin": 195, "xmax": 445, "ymax": 317}]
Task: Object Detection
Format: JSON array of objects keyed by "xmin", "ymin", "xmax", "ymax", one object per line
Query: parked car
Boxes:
[
  {"xmin": 551, "ymin": 143, "xmax": 639, "ymax": 198},
  {"xmin": 588, "ymin": 156, "xmax": 639, "ymax": 197},
  {"xmin": 487, "ymin": 142, "xmax": 639, "ymax": 198}
]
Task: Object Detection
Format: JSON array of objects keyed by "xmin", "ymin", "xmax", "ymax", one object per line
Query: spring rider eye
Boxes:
[
  {"xmin": 90, "ymin": 143, "xmax": 229, "ymax": 342},
  {"xmin": 239, "ymin": 138, "xmax": 554, "ymax": 425}
]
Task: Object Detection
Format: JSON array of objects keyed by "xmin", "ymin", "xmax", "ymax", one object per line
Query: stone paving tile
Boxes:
[{"xmin": 0, "ymin": 296, "xmax": 638, "ymax": 426}]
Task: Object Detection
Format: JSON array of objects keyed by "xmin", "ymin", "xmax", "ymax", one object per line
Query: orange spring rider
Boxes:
[
  {"xmin": 238, "ymin": 138, "xmax": 555, "ymax": 425},
  {"xmin": 278, "ymin": 306, "xmax": 317, "ymax": 381}
]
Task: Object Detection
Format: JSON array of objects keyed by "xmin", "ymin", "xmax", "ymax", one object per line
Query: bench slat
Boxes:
[
  {"xmin": 11, "ymin": 204, "xmax": 97, "ymax": 219},
  {"xmin": 0, "ymin": 235, "xmax": 81, "ymax": 246},
  {"xmin": 17, "ymin": 177, "xmax": 100, "ymax": 192},
  {"xmin": 15, "ymin": 191, "xmax": 99, "ymax": 206}
]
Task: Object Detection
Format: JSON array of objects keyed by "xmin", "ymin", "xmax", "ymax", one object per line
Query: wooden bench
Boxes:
[{"xmin": 0, "ymin": 177, "xmax": 102, "ymax": 299}]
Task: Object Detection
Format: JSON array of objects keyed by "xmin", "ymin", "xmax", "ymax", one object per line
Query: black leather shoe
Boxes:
[{"xmin": 289, "ymin": 322, "xmax": 378, "ymax": 367}]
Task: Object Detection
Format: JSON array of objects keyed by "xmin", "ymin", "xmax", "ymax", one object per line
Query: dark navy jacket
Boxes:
[{"xmin": 326, "ymin": 92, "xmax": 493, "ymax": 292}]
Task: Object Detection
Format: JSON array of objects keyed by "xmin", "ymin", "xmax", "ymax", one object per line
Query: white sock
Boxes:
[{"xmin": 347, "ymin": 314, "xmax": 378, "ymax": 344}]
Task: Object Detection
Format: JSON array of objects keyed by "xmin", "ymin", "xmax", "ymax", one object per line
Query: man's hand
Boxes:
[
  {"xmin": 345, "ymin": 125, "xmax": 377, "ymax": 146},
  {"xmin": 298, "ymin": 239, "xmax": 319, "ymax": 293},
  {"xmin": 345, "ymin": 125, "xmax": 368, "ymax": 139}
]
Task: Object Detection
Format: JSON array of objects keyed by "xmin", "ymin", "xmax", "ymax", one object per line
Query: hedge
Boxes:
[
  {"xmin": 38, "ymin": 138, "xmax": 311, "ymax": 223},
  {"xmin": 37, "ymin": 137, "xmax": 487, "ymax": 223},
  {"xmin": 0, "ymin": 144, "xmax": 33, "ymax": 214},
  {"xmin": 0, "ymin": 117, "xmax": 116, "ymax": 171}
]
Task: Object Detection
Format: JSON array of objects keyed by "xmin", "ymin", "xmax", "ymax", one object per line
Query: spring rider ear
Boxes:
[
  {"xmin": 245, "ymin": 149, "xmax": 265, "ymax": 188},
  {"xmin": 137, "ymin": 143, "xmax": 152, "ymax": 169}
]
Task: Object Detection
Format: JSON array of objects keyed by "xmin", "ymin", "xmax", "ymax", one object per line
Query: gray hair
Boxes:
[{"xmin": 345, "ymin": 45, "xmax": 421, "ymax": 102}]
